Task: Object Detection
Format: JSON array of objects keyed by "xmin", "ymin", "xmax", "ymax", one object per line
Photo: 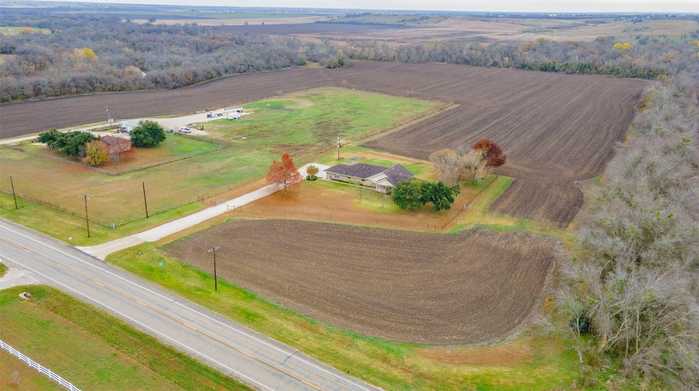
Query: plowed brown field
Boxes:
[
  {"xmin": 165, "ymin": 219, "xmax": 555, "ymax": 344},
  {"xmin": 0, "ymin": 62, "xmax": 646, "ymax": 225}
]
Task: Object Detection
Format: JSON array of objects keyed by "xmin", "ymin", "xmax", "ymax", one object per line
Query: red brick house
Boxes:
[{"xmin": 101, "ymin": 135, "xmax": 132, "ymax": 161}]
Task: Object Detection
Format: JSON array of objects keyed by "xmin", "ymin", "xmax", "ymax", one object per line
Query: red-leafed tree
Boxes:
[
  {"xmin": 266, "ymin": 153, "xmax": 301, "ymax": 189},
  {"xmin": 473, "ymin": 139, "xmax": 506, "ymax": 168}
]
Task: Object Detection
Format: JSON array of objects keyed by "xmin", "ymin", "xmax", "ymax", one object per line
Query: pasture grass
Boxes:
[
  {"xmin": 0, "ymin": 87, "xmax": 437, "ymax": 233},
  {"xmin": 0, "ymin": 192, "xmax": 203, "ymax": 246},
  {"xmin": 204, "ymin": 87, "xmax": 437, "ymax": 147},
  {"xmin": 0, "ymin": 262, "xmax": 6, "ymax": 278},
  {"xmin": 97, "ymin": 133, "xmax": 220, "ymax": 174},
  {"xmin": 450, "ymin": 176, "xmax": 574, "ymax": 244},
  {"xmin": 0, "ymin": 349, "xmax": 60, "ymax": 390},
  {"xmin": 108, "ymin": 244, "xmax": 581, "ymax": 390},
  {"xmin": 0, "ymin": 285, "xmax": 248, "ymax": 390}
]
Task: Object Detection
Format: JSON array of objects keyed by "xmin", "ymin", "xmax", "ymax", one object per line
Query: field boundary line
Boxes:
[
  {"xmin": 360, "ymin": 102, "xmax": 460, "ymax": 144},
  {"xmin": 0, "ymin": 338, "xmax": 82, "ymax": 391}
]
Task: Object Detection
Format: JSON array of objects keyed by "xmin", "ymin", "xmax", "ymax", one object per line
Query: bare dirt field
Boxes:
[
  {"xmin": 165, "ymin": 219, "xmax": 555, "ymax": 344},
  {"xmin": 135, "ymin": 16, "xmax": 331, "ymax": 26},
  {"xmin": 289, "ymin": 18, "xmax": 699, "ymax": 44},
  {"xmin": 0, "ymin": 61, "xmax": 646, "ymax": 226}
]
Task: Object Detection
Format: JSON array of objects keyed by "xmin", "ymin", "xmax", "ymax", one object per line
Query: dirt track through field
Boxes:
[
  {"xmin": 0, "ymin": 62, "xmax": 646, "ymax": 225},
  {"xmin": 165, "ymin": 219, "xmax": 555, "ymax": 344}
]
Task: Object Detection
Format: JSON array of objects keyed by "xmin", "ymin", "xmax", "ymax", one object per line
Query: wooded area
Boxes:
[
  {"xmin": 343, "ymin": 34, "xmax": 699, "ymax": 79},
  {"xmin": 0, "ymin": 14, "xmax": 343, "ymax": 102},
  {"xmin": 2, "ymin": 10, "xmax": 697, "ymax": 102}
]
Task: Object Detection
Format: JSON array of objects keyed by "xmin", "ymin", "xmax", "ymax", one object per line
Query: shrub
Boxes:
[
  {"xmin": 306, "ymin": 165, "xmax": 319, "ymax": 181},
  {"xmin": 392, "ymin": 180, "xmax": 425, "ymax": 210},
  {"xmin": 306, "ymin": 165, "xmax": 319, "ymax": 177},
  {"xmin": 131, "ymin": 120, "xmax": 166, "ymax": 148},
  {"xmin": 37, "ymin": 129, "xmax": 61, "ymax": 145},
  {"xmin": 83, "ymin": 140, "xmax": 109, "ymax": 167},
  {"xmin": 393, "ymin": 180, "xmax": 459, "ymax": 211},
  {"xmin": 420, "ymin": 181, "xmax": 460, "ymax": 211}
]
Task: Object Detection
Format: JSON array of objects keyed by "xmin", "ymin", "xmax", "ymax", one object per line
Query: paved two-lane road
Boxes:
[{"xmin": 0, "ymin": 219, "xmax": 379, "ymax": 391}]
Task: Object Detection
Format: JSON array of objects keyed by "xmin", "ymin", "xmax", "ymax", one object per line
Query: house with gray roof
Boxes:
[{"xmin": 325, "ymin": 163, "xmax": 414, "ymax": 193}]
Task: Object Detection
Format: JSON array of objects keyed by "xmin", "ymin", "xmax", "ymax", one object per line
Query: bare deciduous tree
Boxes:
[{"xmin": 559, "ymin": 77, "xmax": 699, "ymax": 390}]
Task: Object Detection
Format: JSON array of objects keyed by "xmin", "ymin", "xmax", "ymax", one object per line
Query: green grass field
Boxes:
[
  {"xmin": 108, "ymin": 243, "xmax": 580, "ymax": 390},
  {"xmin": 0, "ymin": 87, "xmax": 438, "ymax": 242},
  {"xmin": 0, "ymin": 286, "xmax": 248, "ymax": 390},
  {"xmin": 0, "ymin": 192, "xmax": 203, "ymax": 246},
  {"xmin": 205, "ymin": 87, "xmax": 437, "ymax": 146},
  {"xmin": 0, "ymin": 262, "xmax": 6, "ymax": 278},
  {"xmin": 0, "ymin": 349, "xmax": 60, "ymax": 390}
]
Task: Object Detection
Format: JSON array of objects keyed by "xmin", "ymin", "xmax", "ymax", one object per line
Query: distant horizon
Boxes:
[{"xmin": 32, "ymin": 0, "xmax": 699, "ymax": 14}]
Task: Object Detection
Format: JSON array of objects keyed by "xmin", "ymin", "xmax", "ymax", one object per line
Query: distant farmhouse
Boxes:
[
  {"xmin": 101, "ymin": 135, "xmax": 132, "ymax": 161},
  {"xmin": 325, "ymin": 163, "xmax": 414, "ymax": 193}
]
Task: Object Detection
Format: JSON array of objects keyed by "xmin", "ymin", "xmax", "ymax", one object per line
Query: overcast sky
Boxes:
[{"xmin": 41, "ymin": 0, "xmax": 699, "ymax": 13}]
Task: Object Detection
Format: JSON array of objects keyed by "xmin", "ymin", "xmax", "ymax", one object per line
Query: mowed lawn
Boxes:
[
  {"xmin": 0, "ymin": 87, "xmax": 439, "ymax": 235},
  {"xmin": 204, "ymin": 87, "xmax": 437, "ymax": 147},
  {"xmin": 0, "ymin": 349, "xmax": 60, "ymax": 390},
  {"xmin": 0, "ymin": 286, "xmax": 248, "ymax": 390}
]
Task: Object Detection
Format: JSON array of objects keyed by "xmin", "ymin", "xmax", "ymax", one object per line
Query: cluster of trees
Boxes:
[
  {"xmin": 342, "ymin": 33, "xmax": 699, "ymax": 79},
  {"xmin": 392, "ymin": 180, "xmax": 460, "ymax": 211},
  {"xmin": 37, "ymin": 129, "xmax": 95, "ymax": 158},
  {"xmin": 36, "ymin": 121, "xmax": 166, "ymax": 167},
  {"xmin": 429, "ymin": 138, "xmax": 506, "ymax": 185},
  {"xmin": 558, "ymin": 77, "xmax": 699, "ymax": 389},
  {"xmin": 0, "ymin": 15, "xmax": 346, "ymax": 102}
]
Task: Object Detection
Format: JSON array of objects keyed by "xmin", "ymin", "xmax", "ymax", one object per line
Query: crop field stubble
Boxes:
[
  {"xmin": 165, "ymin": 219, "xmax": 555, "ymax": 344},
  {"xmin": 0, "ymin": 62, "xmax": 647, "ymax": 226}
]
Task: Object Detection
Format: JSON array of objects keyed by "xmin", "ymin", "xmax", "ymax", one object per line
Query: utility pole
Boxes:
[
  {"xmin": 83, "ymin": 194, "xmax": 91, "ymax": 238},
  {"xmin": 9, "ymin": 176, "xmax": 18, "ymax": 210},
  {"xmin": 208, "ymin": 246, "xmax": 221, "ymax": 292},
  {"xmin": 336, "ymin": 134, "xmax": 342, "ymax": 161},
  {"xmin": 142, "ymin": 182, "xmax": 149, "ymax": 218}
]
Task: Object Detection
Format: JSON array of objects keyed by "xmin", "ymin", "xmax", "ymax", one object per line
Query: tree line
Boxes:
[
  {"xmin": 340, "ymin": 33, "xmax": 699, "ymax": 79},
  {"xmin": 2, "ymin": 12, "xmax": 698, "ymax": 103},
  {"xmin": 0, "ymin": 14, "xmax": 345, "ymax": 103},
  {"xmin": 558, "ymin": 76, "xmax": 699, "ymax": 389}
]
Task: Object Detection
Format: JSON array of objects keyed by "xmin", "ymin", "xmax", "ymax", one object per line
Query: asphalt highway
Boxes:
[{"xmin": 0, "ymin": 218, "xmax": 379, "ymax": 391}]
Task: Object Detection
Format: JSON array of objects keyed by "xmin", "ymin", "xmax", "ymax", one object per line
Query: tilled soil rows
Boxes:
[
  {"xmin": 165, "ymin": 219, "xmax": 555, "ymax": 344},
  {"xmin": 1, "ymin": 62, "xmax": 646, "ymax": 225}
]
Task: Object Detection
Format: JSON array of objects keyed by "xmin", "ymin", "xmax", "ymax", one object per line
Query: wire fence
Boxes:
[
  {"xmin": 0, "ymin": 174, "xmax": 234, "ymax": 229},
  {"xmin": 0, "ymin": 338, "xmax": 82, "ymax": 391}
]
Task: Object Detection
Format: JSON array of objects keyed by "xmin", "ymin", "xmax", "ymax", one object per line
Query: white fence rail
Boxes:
[{"xmin": 0, "ymin": 338, "xmax": 81, "ymax": 391}]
